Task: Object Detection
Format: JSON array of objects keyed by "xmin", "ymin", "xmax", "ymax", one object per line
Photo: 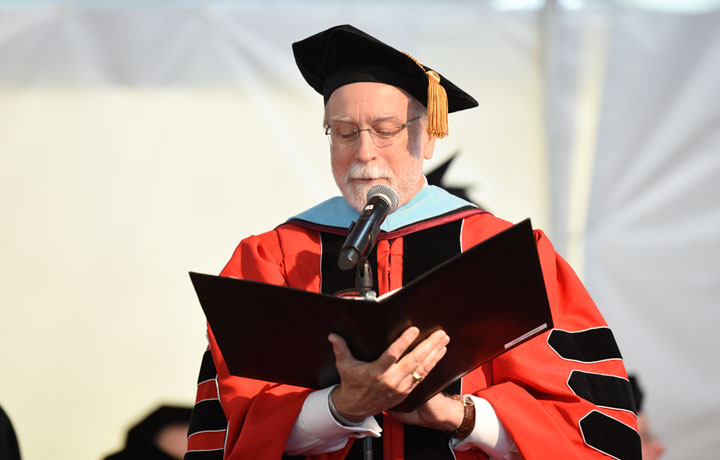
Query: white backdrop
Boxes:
[
  {"xmin": 0, "ymin": 1, "xmax": 717, "ymax": 459},
  {"xmin": 585, "ymin": 6, "xmax": 720, "ymax": 457}
]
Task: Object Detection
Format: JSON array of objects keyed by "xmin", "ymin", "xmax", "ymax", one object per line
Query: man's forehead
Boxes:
[
  {"xmin": 328, "ymin": 81, "xmax": 411, "ymax": 101},
  {"xmin": 324, "ymin": 82, "xmax": 414, "ymax": 122}
]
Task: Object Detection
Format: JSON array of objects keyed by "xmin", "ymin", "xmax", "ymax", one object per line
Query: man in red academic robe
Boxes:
[{"xmin": 185, "ymin": 25, "xmax": 641, "ymax": 460}]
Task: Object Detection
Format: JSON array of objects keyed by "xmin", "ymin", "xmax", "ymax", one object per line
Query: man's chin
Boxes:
[
  {"xmin": 342, "ymin": 184, "xmax": 373, "ymax": 212},
  {"xmin": 342, "ymin": 191, "xmax": 367, "ymax": 212},
  {"xmin": 342, "ymin": 179, "xmax": 397, "ymax": 211}
]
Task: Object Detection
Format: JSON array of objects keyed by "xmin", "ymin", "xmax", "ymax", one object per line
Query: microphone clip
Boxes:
[{"xmin": 355, "ymin": 258, "xmax": 376, "ymax": 301}]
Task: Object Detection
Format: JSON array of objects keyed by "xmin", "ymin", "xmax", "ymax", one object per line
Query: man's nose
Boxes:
[{"xmin": 353, "ymin": 129, "xmax": 377, "ymax": 162}]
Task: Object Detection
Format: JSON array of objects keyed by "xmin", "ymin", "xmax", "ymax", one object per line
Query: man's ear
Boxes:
[{"xmin": 423, "ymin": 135, "xmax": 436, "ymax": 160}]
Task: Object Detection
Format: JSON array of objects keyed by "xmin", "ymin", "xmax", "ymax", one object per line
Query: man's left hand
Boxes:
[{"xmin": 389, "ymin": 392, "xmax": 465, "ymax": 432}]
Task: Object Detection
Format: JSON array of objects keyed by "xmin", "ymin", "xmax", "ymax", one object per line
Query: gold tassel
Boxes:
[
  {"xmin": 402, "ymin": 52, "xmax": 449, "ymax": 138},
  {"xmin": 425, "ymin": 70, "xmax": 448, "ymax": 138}
]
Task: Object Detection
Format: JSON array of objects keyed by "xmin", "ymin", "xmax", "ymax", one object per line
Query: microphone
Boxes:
[{"xmin": 338, "ymin": 184, "xmax": 399, "ymax": 271}]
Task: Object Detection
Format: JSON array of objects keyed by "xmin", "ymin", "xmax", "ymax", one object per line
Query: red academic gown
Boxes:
[{"xmin": 185, "ymin": 210, "xmax": 640, "ymax": 460}]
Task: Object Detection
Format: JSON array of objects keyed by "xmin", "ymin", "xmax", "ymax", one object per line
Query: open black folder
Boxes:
[{"xmin": 190, "ymin": 219, "xmax": 553, "ymax": 412}]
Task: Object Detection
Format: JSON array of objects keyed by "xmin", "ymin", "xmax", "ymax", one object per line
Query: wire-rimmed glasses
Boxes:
[{"xmin": 325, "ymin": 116, "xmax": 420, "ymax": 148}]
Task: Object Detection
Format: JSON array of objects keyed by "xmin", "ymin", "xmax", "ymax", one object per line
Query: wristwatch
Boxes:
[{"xmin": 451, "ymin": 395, "xmax": 475, "ymax": 439}]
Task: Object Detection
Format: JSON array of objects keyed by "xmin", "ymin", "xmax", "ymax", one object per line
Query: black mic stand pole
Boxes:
[{"xmin": 355, "ymin": 256, "xmax": 375, "ymax": 460}]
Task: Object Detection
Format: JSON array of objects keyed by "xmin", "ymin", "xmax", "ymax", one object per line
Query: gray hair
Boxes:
[{"xmin": 407, "ymin": 96, "xmax": 428, "ymax": 158}]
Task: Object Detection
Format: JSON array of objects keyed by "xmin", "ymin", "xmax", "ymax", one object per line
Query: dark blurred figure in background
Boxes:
[
  {"xmin": 0, "ymin": 405, "xmax": 21, "ymax": 460},
  {"xmin": 104, "ymin": 405, "xmax": 192, "ymax": 460},
  {"xmin": 629, "ymin": 374, "xmax": 666, "ymax": 460}
]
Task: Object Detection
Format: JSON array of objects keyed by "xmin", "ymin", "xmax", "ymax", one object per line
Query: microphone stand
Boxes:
[
  {"xmin": 356, "ymin": 257, "xmax": 377, "ymax": 301},
  {"xmin": 336, "ymin": 184, "xmax": 398, "ymax": 459},
  {"xmin": 355, "ymin": 256, "xmax": 375, "ymax": 460}
]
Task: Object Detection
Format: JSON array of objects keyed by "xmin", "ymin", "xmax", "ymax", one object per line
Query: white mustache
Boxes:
[{"xmin": 345, "ymin": 163, "xmax": 393, "ymax": 182}]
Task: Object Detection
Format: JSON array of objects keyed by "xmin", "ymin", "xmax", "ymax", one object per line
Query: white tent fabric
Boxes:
[
  {"xmin": 0, "ymin": 2, "xmax": 718, "ymax": 459},
  {"xmin": 585, "ymin": 7, "xmax": 720, "ymax": 457}
]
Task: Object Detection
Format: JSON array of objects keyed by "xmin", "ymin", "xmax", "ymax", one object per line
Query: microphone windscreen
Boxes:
[{"xmin": 367, "ymin": 184, "xmax": 399, "ymax": 214}]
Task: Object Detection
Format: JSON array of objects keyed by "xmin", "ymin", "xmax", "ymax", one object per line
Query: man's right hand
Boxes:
[{"xmin": 327, "ymin": 327, "xmax": 450, "ymax": 422}]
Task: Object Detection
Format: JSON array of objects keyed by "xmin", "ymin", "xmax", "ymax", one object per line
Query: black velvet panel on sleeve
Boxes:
[
  {"xmin": 568, "ymin": 371, "xmax": 637, "ymax": 414},
  {"xmin": 548, "ymin": 327, "xmax": 623, "ymax": 362},
  {"xmin": 580, "ymin": 411, "xmax": 641, "ymax": 460}
]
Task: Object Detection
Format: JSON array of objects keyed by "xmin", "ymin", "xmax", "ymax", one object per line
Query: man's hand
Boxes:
[
  {"xmin": 328, "ymin": 327, "xmax": 449, "ymax": 423},
  {"xmin": 389, "ymin": 392, "xmax": 465, "ymax": 432}
]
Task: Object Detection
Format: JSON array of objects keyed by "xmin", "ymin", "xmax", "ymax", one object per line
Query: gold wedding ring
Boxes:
[{"xmin": 411, "ymin": 371, "xmax": 423, "ymax": 383}]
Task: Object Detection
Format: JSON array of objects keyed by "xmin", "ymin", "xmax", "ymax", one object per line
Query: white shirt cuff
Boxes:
[
  {"xmin": 450, "ymin": 395, "xmax": 521, "ymax": 459},
  {"xmin": 285, "ymin": 387, "xmax": 381, "ymax": 455}
]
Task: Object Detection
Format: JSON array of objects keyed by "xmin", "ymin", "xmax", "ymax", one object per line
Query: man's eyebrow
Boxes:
[
  {"xmin": 369, "ymin": 114, "xmax": 400, "ymax": 122},
  {"xmin": 325, "ymin": 113, "xmax": 402, "ymax": 125},
  {"xmin": 326, "ymin": 115, "xmax": 353, "ymax": 124}
]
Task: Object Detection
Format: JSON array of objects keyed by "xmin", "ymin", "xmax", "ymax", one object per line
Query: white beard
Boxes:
[{"xmin": 336, "ymin": 161, "xmax": 423, "ymax": 212}]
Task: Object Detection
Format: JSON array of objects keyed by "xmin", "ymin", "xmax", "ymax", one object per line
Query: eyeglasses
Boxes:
[{"xmin": 325, "ymin": 116, "xmax": 420, "ymax": 148}]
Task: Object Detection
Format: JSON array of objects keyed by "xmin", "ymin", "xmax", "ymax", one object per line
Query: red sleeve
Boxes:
[
  {"xmin": 219, "ymin": 232, "xmax": 288, "ymax": 283},
  {"xmin": 454, "ymin": 214, "xmax": 640, "ymax": 459},
  {"xmin": 474, "ymin": 231, "xmax": 640, "ymax": 459},
  {"xmin": 186, "ymin": 228, "xmax": 353, "ymax": 460}
]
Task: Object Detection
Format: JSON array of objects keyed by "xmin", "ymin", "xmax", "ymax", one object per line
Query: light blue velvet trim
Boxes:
[{"xmin": 288, "ymin": 185, "xmax": 477, "ymax": 232}]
